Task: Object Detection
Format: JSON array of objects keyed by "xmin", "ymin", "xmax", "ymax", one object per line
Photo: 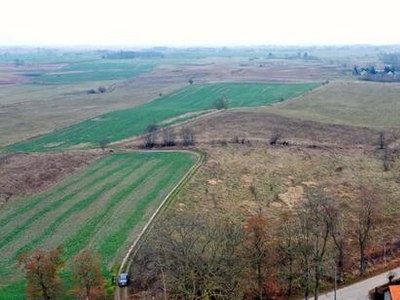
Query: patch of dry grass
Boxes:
[{"xmin": 270, "ymin": 81, "xmax": 400, "ymax": 128}]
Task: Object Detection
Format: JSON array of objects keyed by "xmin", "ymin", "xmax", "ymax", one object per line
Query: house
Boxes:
[{"xmin": 384, "ymin": 285, "xmax": 400, "ymax": 300}]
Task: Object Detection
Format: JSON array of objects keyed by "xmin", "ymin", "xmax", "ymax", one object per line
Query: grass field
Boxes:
[
  {"xmin": 0, "ymin": 79, "xmax": 185, "ymax": 148},
  {"xmin": 36, "ymin": 60, "xmax": 156, "ymax": 84},
  {"xmin": 270, "ymin": 81, "xmax": 400, "ymax": 128},
  {"xmin": 0, "ymin": 151, "xmax": 196, "ymax": 298},
  {"xmin": 7, "ymin": 82, "xmax": 319, "ymax": 152}
]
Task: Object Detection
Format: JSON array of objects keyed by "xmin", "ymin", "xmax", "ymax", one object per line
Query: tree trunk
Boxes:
[
  {"xmin": 258, "ymin": 261, "xmax": 263, "ymax": 300},
  {"xmin": 288, "ymin": 255, "xmax": 294, "ymax": 296},
  {"xmin": 337, "ymin": 248, "xmax": 344, "ymax": 283},
  {"xmin": 314, "ymin": 265, "xmax": 321, "ymax": 300},
  {"xmin": 360, "ymin": 245, "xmax": 367, "ymax": 276}
]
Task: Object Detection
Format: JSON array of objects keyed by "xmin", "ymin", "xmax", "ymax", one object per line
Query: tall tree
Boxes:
[
  {"xmin": 143, "ymin": 124, "xmax": 158, "ymax": 148},
  {"xmin": 327, "ymin": 200, "xmax": 350, "ymax": 283},
  {"xmin": 141, "ymin": 211, "xmax": 244, "ymax": 299},
  {"xmin": 181, "ymin": 126, "xmax": 195, "ymax": 146},
  {"xmin": 356, "ymin": 186, "xmax": 376, "ymax": 276},
  {"xmin": 296, "ymin": 189, "xmax": 332, "ymax": 300},
  {"xmin": 161, "ymin": 127, "xmax": 176, "ymax": 147},
  {"xmin": 277, "ymin": 211, "xmax": 299, "ymax": 296},
  {"xmin": 71, "ymin": 250, "xmax": 106, "ymax": 300},
  {"xmin": 18, "ymin": 246, "xmax": 64, "ymax": 300},
  {"xmin": 244, "ymin": 209, "xmax": 269, "ymax": 300}
]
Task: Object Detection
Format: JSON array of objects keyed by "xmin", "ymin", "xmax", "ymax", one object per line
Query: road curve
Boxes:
[{"xmin": 319, "ymin": 267, "xmax": 400, "ymax": 300}]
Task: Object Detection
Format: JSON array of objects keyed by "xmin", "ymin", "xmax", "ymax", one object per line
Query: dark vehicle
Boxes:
[{"xmin": 118, "ymin": 273, "xmax": 130, "ymax": 287}]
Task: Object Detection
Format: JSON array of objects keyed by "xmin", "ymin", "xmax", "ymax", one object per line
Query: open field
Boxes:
[
  {"xmin": 7, "ymin": 82, "xmax": 319, "ymax": 152},
  {"xmin": 270, "ymin": 81, "xmax": 400, "ymax": 128},
  {"xmin": 0, "ymin": 151, "xmax": 196, "ymax": 298},
  {"xmin": 0, "ymin": 48, "xmax": 356, "ymax": 150},
  {"xmin": 0, "ymin": 151, "xmax": 102, "ymax": 204},
  {"xmin": 36, "ymin": 60, "xmax": 155, "ymax": 84},
  {"xmin": 0, "ymin": 49, "xmax": 354, "ymax": 150},
  {"xmin": 0, "ymin": 80, "xmax": 185, "ymax": 148}
]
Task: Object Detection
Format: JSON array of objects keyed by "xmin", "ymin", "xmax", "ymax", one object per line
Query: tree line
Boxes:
[
  {"xmin": 143, "ymin": 125, "xmax": 195, "ymax": 148},
  {"xmin": 18, "ymin": 247, "xmax": 108, "ymax": 299},
  {"xmin": 129, "ymin": 185, "xmax": 383, "ymax": 299}
]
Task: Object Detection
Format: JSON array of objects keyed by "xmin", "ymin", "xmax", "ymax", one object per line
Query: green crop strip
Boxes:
[
  {"xmin": 0, "ymin": 152, "xmax": 196, "ymax": 299},
  {"xmin": 0, "ymin": 157, "xmax": 129, "ymax": 248},
  {"xmin": 7, "ymin": 82, "xmax": 319, "ymax": 152}
]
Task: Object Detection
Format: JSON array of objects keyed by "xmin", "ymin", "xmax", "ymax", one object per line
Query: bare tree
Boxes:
[
  {"xmin": 181, "ymin": 126, "xmax": 195, "ymax": 146},
  {"xmin": 269, "ymin": 128, "xmax": 281, "ymax": 145},
  {"xmin": 143, "ymin": 124, "xmax": 158, "ymax": 148},
  {"xmin": 161, "ymin": 127, "xmax": 176, "ymax": 147},
  {"xmin": 130, "ymin": 211, "xmax": 244, "ymax": 299},
  {"xmin": 356, "ymin": 186, "xmax": 376, "ymax": 276},
  {"xmin": 296, "ymin": 189, "xmax": 332, "ymax": 300},
  {"xmin": 383, "ymin": 144, "xmax": 391, "ymax": 171},
  {"xmin": 244, "ymin": 210, "xmax": 269, "ymax": 299},
  {"xmin": 327, "ymin": 200, "xmax": 349, "ymax": 283},
  {"xmin": 379, "ymin": 131, "xmax": 386, "ymax": 150},
  {"xmin": 99, "ymin": 138, "xmax": 110, "ymax": 151},
  {"xmin": 277, "ymin": 211, "xmax": 299, "ymax": 296}
]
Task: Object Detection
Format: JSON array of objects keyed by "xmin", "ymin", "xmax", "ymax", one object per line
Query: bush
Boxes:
[{"xmin": 97, "ymin": 86, "xmax": 107, "ymax": 93}]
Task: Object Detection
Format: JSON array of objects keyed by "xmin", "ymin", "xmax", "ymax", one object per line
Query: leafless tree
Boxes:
[
  {"xmin": 131, "ymin": 211, "xmax": 244, "ymax": 298},
  {"xmin": 269, "ymin": 129, "xmax": 281, "ymax": 145},
  {"xmin": 181, "ymin": 126, "xmax": 195, "ymax": 146},
  {"xmin": 379, "ymin": 131, "xmax": 386, "ymax": 150},
  {"xmin": 244, "ymin": 209, "xmax": 269, "ymax": 299},
  {"xmin": 296, "ymin": 189, "xmax": 332, "ymax": 300},
  {"xmin": 277, "ymin": 211, "xmax": 299, "ymax": 296},
  {"xmin": 356, "ymin": 186, "xmax": 376, "ymax": 276},
  {"xmin": 161, "ymin": 127, "xmax": 176, "ymax": 147},
  {"xmin": 327, "ymin": 200, "xmax": 349, "ymax": 283},
  {"xmin": 143, "ymin": 124, "xmax": 158, "ymax": 148}
]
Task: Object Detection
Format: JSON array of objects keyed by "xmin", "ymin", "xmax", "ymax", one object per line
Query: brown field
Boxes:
[
  {"xmin": 270, "ymin": 81, "xmax": 400, "ymax": 128},
  {"xmin": 139, "ymin": 59, "xmax": 350, "ymax": 84},
  {"xmin": 141, "ymin": 109, "xmax": 400, "ymax": 281},
  {"xmin": 0, "ymin": 151, "xmax": 102, "ymax": 204}
]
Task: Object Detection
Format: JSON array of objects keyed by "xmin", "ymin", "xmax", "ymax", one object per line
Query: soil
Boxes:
[{"xmin": 0, "ymin": 151, "xmax": 102, "ymax": 204}]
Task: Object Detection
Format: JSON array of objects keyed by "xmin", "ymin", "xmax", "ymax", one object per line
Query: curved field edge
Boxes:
[
  {"xmin": 6, "ymin": 82, "xmax": 320, "ymax": 152},
  {"xmin": 0, "ymin": 151, "xmax": 196, "ymax": 299}
]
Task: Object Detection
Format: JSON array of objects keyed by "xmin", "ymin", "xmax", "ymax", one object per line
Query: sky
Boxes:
[{"xmin": 0, "ymin": 0, "xmax": 398, "ymax": 47}]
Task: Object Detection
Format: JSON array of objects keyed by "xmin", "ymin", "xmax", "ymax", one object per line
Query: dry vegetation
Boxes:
[
  {"xmin": 0, "ymin": 151, "xmax": 101, "ymax": 204},
  {"xmin": 3, "ymin": 47, "xmax": 400, "ymax": 298},
  {"xmin": 270, "ymin": 81, "xmax": 400, "ymax": 128},
  {"xmin": 128, "ymin": 92, "xmax": 400, "ymax": 297}
]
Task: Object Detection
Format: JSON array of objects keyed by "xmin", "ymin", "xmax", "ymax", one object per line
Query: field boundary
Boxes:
[{"xmin": 118, "ymin": 150, "xmax": 205, "ymax": 274}]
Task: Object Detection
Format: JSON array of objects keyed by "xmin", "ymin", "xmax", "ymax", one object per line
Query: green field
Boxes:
[
  {"xmin": 0, "ymin": 151, "xmax": 196, "ymax": 298},
  {"xmin": 36, "ymin": 60, "xmax": 156, "ymax": 84},
  {"xmin": 7, "ymin": 82, "xmax": 319, "ymax": 152}
]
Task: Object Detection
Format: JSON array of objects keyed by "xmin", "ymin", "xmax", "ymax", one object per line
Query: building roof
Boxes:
[{"xmin": 389, "ymin": 285, "xmax": 400, "ymax": 300}]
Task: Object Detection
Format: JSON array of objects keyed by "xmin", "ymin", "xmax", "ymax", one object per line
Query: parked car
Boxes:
[{"xmin": 117, "ymin": 273, "xmax": 130, "ymax": 287}]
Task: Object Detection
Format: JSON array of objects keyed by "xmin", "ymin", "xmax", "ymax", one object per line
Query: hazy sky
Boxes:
[{"xmin": 1, "ymin": 0, "xmax": 398, "ymax": 46}]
